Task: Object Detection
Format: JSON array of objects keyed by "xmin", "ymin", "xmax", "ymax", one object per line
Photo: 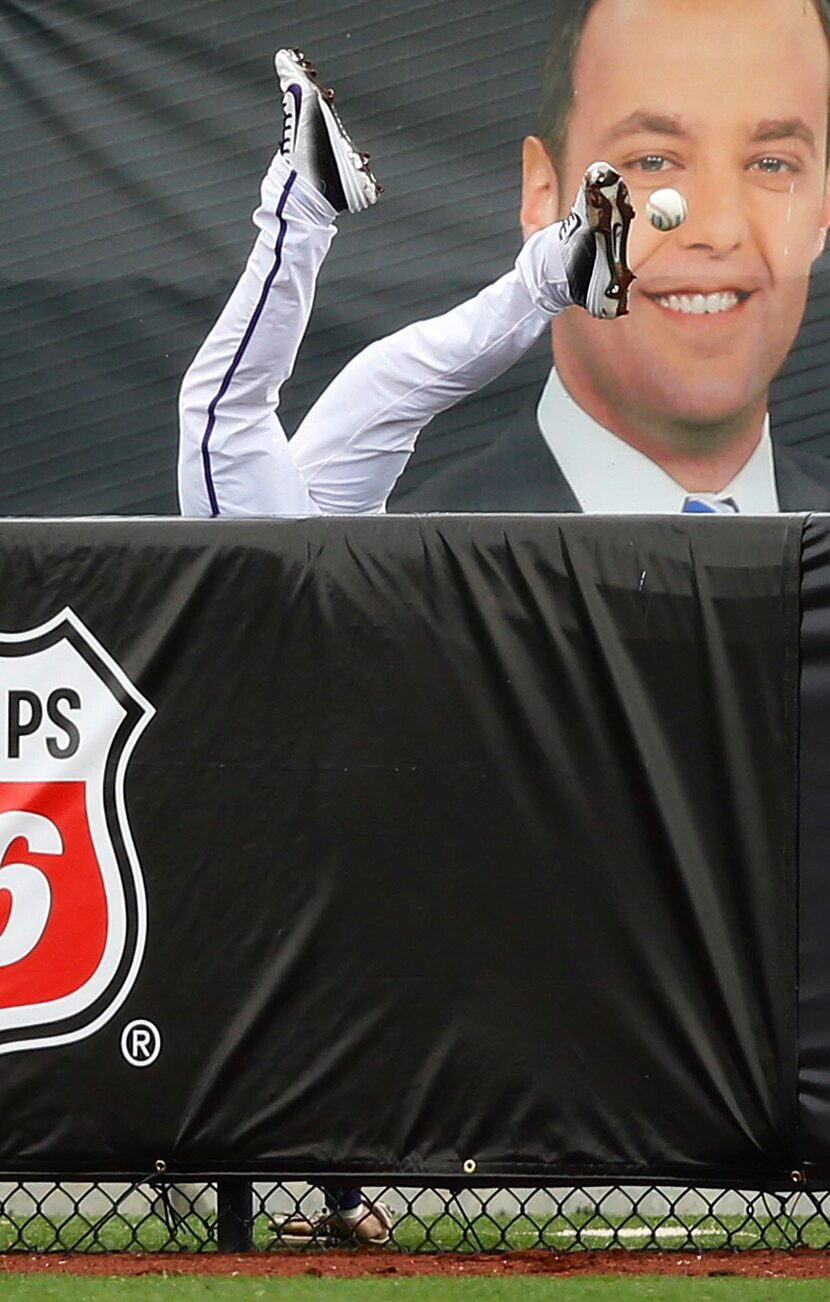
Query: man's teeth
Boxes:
[{"xmin": 654, "ymin": 291, "xmax": 741, "ymax": 315}]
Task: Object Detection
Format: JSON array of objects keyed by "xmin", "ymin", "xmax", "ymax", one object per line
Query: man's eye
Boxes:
[
  {"xmin": 753, "ymin": 156, "xmax": 794, "ymax": 174},
  {"xmin": 638, "ymin": 155, "xmax": 669, "ymax": 172}
]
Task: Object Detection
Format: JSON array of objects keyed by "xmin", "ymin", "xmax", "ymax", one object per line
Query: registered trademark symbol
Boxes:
[{"xmin": 120, "ymin": 1019, "xmax": 161, "ymax": 1068}]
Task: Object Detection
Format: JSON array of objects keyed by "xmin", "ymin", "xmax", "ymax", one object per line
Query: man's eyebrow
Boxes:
[
  {"xmin": 601, "ymin": 111, "xmax": 687, "ymax": 143},
  {"xmin": 752, "ymin": 118, "xmax": 816, "ymax": 153}
]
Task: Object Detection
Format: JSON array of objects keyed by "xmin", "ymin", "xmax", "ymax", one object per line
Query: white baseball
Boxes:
[{"xmin": 646, "ymin": 188, "xmax": 688, "ymax": 231}]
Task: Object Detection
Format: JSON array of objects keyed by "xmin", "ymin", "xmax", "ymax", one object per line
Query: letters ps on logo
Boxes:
[{"xmin": 0, "ymin": 609, "xmax": 154, "ymax": 1055}]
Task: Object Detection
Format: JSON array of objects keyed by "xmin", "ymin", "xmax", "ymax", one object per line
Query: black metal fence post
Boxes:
[{"xmin": 217, "ymin": 1178, "xmax": 254, "ymax": 1251}]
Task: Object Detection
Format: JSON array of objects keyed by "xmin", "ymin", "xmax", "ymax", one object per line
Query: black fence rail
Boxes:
[{"xmin": 2, "ymin": 1182, "xmax": 830, "ymax": 1254}]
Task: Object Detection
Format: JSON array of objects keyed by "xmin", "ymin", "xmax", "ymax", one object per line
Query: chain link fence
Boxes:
[{"xmin": 2, "ymin": 1182, "xmax": 830, "ymax": 1254}]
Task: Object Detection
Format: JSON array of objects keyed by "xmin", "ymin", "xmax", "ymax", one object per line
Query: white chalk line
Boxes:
[{"xmin": 537, "ymin": 1226, "xmax": 770, "ymax": 1242}]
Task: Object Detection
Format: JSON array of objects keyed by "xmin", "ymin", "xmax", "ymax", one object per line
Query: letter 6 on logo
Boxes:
[
  {"xmin": 0, "ymin": 783, "xmax": 108, "ymax": 1010},
  {"xmin": 0, "ymin": 810, "xmax": 61, "ymax": 967}
]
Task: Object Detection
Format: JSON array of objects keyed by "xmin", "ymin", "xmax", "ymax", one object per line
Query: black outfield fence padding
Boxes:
[{"xmin": 1, "ymin": 516, "xmax": 830, "ymax": 1254}]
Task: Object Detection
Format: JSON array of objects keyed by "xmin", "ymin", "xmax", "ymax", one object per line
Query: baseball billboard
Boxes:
[{"xmin": 0, "ymin": 0, "xmax": 828, "ymax": 517}]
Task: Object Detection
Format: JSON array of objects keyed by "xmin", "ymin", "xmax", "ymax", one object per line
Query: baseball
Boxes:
[{"xmin": 646, "ymin": 188, "xmax": 688, "ymax": 231}]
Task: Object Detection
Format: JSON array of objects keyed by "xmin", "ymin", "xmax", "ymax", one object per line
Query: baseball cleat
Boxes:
[
  {"xmin": 275, "ymin": 48, "xmax": 381, "ymax": 213},
  {"xmin": 270, "ymin": 1206, "xmax": 337, "ymax": 1247},
  {"xmin": 559, "ymin": 161, "xmax": 635, "ymax": 319},
  {"xmin": 271, "ymin": 1200, "xmax": 394, "ymax": 1247}
]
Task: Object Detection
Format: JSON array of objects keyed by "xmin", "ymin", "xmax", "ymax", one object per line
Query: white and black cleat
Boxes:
[
  {"xmin": 559, "ymin": 161, "xmax": 635, "ymax": 319},
  {"xmin": 275, "ymin": 48, "xmax": 381, "ymax": 213}
]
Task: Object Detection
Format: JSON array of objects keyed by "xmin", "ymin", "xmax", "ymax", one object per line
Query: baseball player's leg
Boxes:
[
  {"xmin": 289, "ymin": 259, "xmax": 550, "ymax": 514},
  {"xmin": 274, "ymin": 1188, "xmax": 394, "ymax": 1247},
  {"xmin": 291, "ymin": 163, "xmax": 635, "ymax": 514},
  {"xmin": 177, "ymin": 155, "xmax": 335, "ymax": 517},
  {"xmin": 177, "ymin": 50, "xmax": 380, "ymax": 518}
]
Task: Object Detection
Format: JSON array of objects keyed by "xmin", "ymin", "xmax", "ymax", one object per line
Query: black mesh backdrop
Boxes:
[{"xmin": 0, "ymin": 0, "xmax": 828, "ymax": 515}]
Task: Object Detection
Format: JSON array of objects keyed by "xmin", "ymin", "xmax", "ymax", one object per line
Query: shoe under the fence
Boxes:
[{"xmin": 272, "ymin": 1198, "xmax": 393, "ymax": 1246}]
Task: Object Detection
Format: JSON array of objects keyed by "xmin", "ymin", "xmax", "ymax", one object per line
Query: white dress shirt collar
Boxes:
[{"xmin": 536, "ymin": 367, "xmax": 779, "ymax": 514}]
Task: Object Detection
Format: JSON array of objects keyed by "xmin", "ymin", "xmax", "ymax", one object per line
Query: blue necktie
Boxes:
[{"xmin": 681, "ymin": 495, "xmax": 740, "ymax": 514}]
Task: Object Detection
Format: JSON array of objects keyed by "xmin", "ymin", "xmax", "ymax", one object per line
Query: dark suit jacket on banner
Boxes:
[{"xmin": 397, "ymin": 424, "xmax": 830, "ymax": 513}]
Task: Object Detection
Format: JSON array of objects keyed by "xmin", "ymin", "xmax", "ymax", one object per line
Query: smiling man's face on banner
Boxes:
[{"xmin": 521, "ymin": 0, "xmax": 830, "ymax": 464}]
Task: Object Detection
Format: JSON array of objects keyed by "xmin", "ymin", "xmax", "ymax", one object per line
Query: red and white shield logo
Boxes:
[{"xmin": 0, "ymin": 609, "xmax": 154, "ymax": 1055}]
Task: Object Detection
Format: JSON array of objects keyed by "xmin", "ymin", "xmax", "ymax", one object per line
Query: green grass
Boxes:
[
  {"xmin": 2, "ymin": 1277, "xmax": 830, "ymax": 1300},
  {"xmin": 1, "ymin": 1207, "xmax": 828, "ymax": 1254}
]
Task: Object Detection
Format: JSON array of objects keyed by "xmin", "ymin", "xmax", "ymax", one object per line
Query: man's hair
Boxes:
[{"xmin": 539, "ymin": 0, "xmax": 830, "ymax": 166}]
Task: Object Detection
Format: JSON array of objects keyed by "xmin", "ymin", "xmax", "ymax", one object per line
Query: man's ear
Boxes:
[{"xmin": 521, "ymin": 136, "xmax": 562, "ymax": 239}]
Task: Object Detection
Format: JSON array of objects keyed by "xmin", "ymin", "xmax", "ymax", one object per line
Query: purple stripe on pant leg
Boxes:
[{"xmin": 200, "ymin": 167, "xmax": 298, "ymax": 517}]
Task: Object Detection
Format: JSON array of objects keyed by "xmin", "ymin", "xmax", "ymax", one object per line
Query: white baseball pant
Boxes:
[{"xmin": 178, "ymin": 154, "xmax": 572, "ymax": 518}]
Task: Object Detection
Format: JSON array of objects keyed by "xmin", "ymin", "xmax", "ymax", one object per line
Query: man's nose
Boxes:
[{"xmin": 676, "ymin": 165, "xmax": 749, "ymax": 256}]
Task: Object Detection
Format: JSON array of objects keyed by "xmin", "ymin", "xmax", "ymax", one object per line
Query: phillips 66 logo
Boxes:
[{"xmin": 0, "ymin": 609, "xmax": 154, "ymax": 1056}]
